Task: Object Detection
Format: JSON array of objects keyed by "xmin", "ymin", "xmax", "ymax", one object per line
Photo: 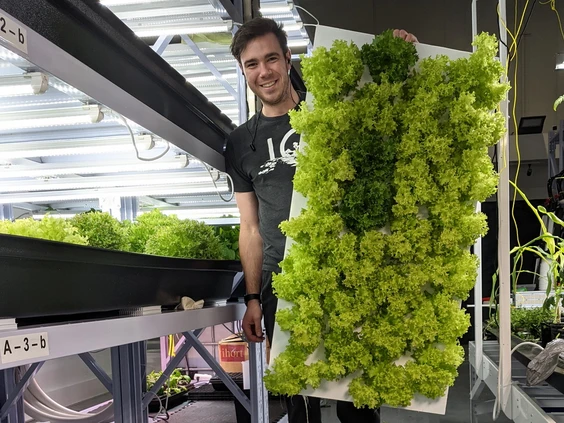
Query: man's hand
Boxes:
[
  {"xmin": 242, "ymin": 301, "xmax": 265, "ymax": 342},
  {"xmin": 393, "ymin": 29, "xmax": 419, "ymax": 43}
]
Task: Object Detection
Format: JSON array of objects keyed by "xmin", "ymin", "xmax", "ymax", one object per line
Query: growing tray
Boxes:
[{"xmin": 0, "ymin": 234, "xmax": 242, "ymax": 319}]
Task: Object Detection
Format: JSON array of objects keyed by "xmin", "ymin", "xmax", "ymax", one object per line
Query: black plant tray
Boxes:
[
  {"xmin": 487, "ymin": 328, "xmax": 564, "ymax": 396},
  {"xmin": 0, "ymin": 234, "xmax": 242, "ymax": 319}
]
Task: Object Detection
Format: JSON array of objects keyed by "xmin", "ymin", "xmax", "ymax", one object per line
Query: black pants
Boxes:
[{"xmin": 262, "ymin": 271, "xmax": 380, "ymax": 423}]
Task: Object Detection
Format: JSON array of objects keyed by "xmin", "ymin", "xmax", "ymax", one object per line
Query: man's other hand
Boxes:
[
  {"xmin": 242, "ymin": 301, "xmax": 265, "ymax": 342},
  {"xmin": 393, "ymin": 29, "xmax": 418, "ymax": 43}
]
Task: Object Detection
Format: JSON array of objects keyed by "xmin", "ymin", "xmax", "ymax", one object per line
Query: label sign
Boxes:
[
  {"xmin": 0, "ymin": 10, "xmax": 27, "ymax": 54},
  {"xmin": 0, "ymin": 332, "xmax": 49, "ymax": 364}
]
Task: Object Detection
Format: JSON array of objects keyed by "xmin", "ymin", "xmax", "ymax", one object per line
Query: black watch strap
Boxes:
[{"xmin": 244, "ymin": 293, "xmax": 262, "ymax": 305}]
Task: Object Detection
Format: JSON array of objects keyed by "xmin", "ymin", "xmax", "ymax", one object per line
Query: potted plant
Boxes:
[
  {"xmin": 146, "ymin": 368, "xmax": 192, "ymax": 412},
  {"xmin": 510, "ymin": 183, "xmax": 564, "ymax": 344}
]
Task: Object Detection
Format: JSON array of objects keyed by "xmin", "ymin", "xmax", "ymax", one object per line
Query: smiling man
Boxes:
[{"xmin": 225, "ymin": 17, "xmax": 416, "ymax": 423}]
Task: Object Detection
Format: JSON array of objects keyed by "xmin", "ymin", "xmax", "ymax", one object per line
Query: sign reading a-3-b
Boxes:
[
  {"xmin": 0, "ymin": 333, "xmax": 49, "ymax": 364},
  {"xmin": 0, "ymin": 9, "xmax": 28, "ymax": 54}
]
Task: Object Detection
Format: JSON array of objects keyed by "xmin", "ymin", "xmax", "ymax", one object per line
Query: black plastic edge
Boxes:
[{"xmin": 1, "ymin": 0, "xmax": 236, "ymax": 154}]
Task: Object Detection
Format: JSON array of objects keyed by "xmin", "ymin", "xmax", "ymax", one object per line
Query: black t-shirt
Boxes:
[{"xmin": 225, "ymin": 105, "xmax": 302, "ymax": 272}]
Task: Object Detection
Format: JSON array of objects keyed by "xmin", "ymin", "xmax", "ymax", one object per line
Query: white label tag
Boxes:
[
  {"xmin": 0, "ymin": 10, "xmax": 27, "ymax": 54},
  {"xmin": 0, "ymin": 332, "xmax": 49, "ymax": 364}
]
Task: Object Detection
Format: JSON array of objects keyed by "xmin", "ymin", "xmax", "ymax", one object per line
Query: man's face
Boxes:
[{"xmin": 240, "ymin": 33, "xmax": 291, "ymax": 108}]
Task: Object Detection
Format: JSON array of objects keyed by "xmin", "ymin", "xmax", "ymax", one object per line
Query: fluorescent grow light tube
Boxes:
[
  {"xmin": 0, "ymin": 171, "xmax": 215, "ymax": 193},
  {"xmin": 0, "ymin": 73, "xmax": 49, "ymax": 98},
  {"xmin": 0, "ymin": 105, "xmax": 103, "ymax": 131},
  {"xmin": 132, "ymin": 21, "xmax": 233, "ymax": 38},
  {"xmin": 260, "ymin": 1, "xmax": 294, "ymax": 13},
  {"xmin": 114, "ymin": 5, "xmax": 216, "ymax": 20},
  {"xmin": 0, "ymin": 155, "xmax": 189, "ymax": 178},
  {"xmin": 287, "ymin": 39, "xmax": 310, "ymax": 48},
  {"xmin": 0, "ymin": 184, "xmax": 228, "ymax": 204},
  {"xmin": 100, "ymin": 0, "xmax": 169, "ymax": 6},
  {"xmin": 186, "ymin": 72, "xmax": 238, "ymax": 83},
  {"xmin": 0, "ymin": 135, "xmax": 154, "ymax": 160}
]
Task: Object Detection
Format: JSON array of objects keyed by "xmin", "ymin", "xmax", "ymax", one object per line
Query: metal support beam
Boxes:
[
  {"xmin": 142, "ymin": 329, "xmax": 203, "ymax": 408},
  {"xmin": 79, "ymin": 353, "xmax": 113, "ymax": 393},
  {"xmin": 152, "ymin": 34, "xmax": 173, "ymax": 56},
  {"xmin": 180, "ymin": 34, "xmax": 239, "ymax": 99},
  {"xmin": 249, "ymin": 341, "xmax": 269, "ymax": 423},
  {"xmin": 111, "ymin": 342, "xmax": 146, "ymax": 423},
  {"xmin": 0, "ymin": 363, "xmax": 43, "ymax": 422},
  {"xmin": 496, "ymin": 0, "xmax": 512, "ymax": 418},
  {"xmin": 182, "ymin": 331, "xmax": 252, "ymax": 414}
]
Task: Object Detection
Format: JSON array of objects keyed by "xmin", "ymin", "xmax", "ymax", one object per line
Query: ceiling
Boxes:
[{"xmin": 0, "ymin": 0, "xmax": 310, "ymax": 221}]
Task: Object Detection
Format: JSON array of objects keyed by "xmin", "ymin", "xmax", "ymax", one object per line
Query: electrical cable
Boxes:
[
  {"xmin": 294, "ymin": 5, "xmax": 320, "ymax": 26},
  {"xmin": 115, "ymin": 113, "xmax": 171, "ymax": 162},
  {"xmin": 15, "ymin": 367, "xmax": 114, "ymax": 423},
  {"xmin": 191, "ymin": 155, "xmax": 235, "ymax": 203},
  {"xmin": 115, "ymin": 110, "xmax": 234, "ymax": 203},
  {"xmin": 540, "ymin": 0, "xmax": 564, "ymax": 42}
]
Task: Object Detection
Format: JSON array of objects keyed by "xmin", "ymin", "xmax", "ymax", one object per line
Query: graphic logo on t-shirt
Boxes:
[{"xmin": 258, "ymin": 128, "xmax": 298, "ymax": 175}]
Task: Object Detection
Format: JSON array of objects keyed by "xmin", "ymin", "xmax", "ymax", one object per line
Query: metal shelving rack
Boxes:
[{"xmin": 0, "ymin": 304, "xmax": 271, "ymax": 423}]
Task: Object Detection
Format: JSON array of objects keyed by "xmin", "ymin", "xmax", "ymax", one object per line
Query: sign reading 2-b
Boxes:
[
  {"xmin": 0, "ymin": 333, "xmax": 49, "ymax": 364},
  {"xmin": 0, "ymin": 10, "xmax": 28, "ymax": 54}
]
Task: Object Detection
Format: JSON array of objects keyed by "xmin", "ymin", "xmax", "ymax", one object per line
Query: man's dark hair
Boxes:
[{"xmin": 231, "ymin": 17, "xmax": 289, "ymax": 63}]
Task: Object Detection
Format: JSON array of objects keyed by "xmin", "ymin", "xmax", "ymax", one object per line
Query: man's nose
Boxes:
[{"xmin": 258, "ymin": 63, "xmax": 271, "ymax": 78}]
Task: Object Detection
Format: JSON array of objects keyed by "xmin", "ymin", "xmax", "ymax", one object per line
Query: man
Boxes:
[{"xmin": 225, "ymin": 17, "xmax": 417, "ymax": 423}]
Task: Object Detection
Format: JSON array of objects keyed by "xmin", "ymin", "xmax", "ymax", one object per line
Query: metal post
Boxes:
[
  {"xmin": 0, "ymin": 364, "xmax": 43, "ymax": 423},
  {"xmin": 470, "ymin": 0, "xmax": 484, "ymax": 391},
  {"xmin": 111, "ymin": 342, "xmax": 146, "ymax": 423},
  {"xmin": 560, "ymin": 119, "xmax": 564, "ymax": 173},
  {"xmin": 497, "ymin": 0, "xmax": 512, "ymax": 418},
  {"xmin": 0, "ymin": 205, "xmax": 13, "ymax": 221},
  {"xmin": 248, "ymin": 342, "xmax": 269, "ymax": 423},
  {"xmin": 120, "ymin": 197, "xmax": 138, "ymax": 221},
  {"xmin": 0, "ymin": 369, "xmax": 16, "ymax": 423}
]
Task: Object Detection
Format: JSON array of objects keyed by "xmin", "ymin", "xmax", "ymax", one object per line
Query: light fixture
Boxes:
[
  {"xmin": 0, "ymin": 184, "xmax": 229, "ymax": 204},
  {"xmin": 131, "ymin": 21, "xmax": 233, "ymax": 38},
  {"xmin": 100, "ymin": 0, "xmax": 169, "ymax": 6},
  {"xmin": 0, "ymin": 171, "xmax": 218, "ymax": 193},
  {"xmin": 556, "ymin": 53, "xmax": 564, "ymax": 70},
  {"xmin": 143, "ymin": 207, "xmax": 240, "ymax": 220},
  {"xmin": 0, "ymin": 73, "xmax": 49, "ymax": 98},
  {"xmin": 113, "ymin": 5, "xmax": 216, "ymax": 20},
  {"xmin": 186, "ymin": 72, "xmax": 238, "ymax": 83},
  {"xmin": 33, "ymin": 213, "xmax": 76, "ymax": 219},
  {"xmin": 281, "ymin": 23, "xmax": 303, "ymax": 32},
  {"xmin": 0, "ymin": 105, "xmax": 103, "ymax": 131},
  {"xmin": 260, "ymin": 1, "xmax": 294, "ymax": 14},
  {"xmin": 288, "ymin": 39, "xmax": 310, "ymax": 48},
  {"xmin": 0, "ymin": 135, "xmax": 154, "ymax": 160},
  {"xmin": 0, "ymin": 155, "xmax": 189, "ymax": 178}
]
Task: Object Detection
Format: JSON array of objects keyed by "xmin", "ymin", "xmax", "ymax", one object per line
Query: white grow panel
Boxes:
[{"xmin": 270, "ymin": 25, "xmax": 472, "ymax": 415}]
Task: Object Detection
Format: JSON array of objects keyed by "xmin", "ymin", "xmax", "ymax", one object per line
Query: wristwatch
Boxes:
[{"xmin": 244, "ymin": 293, "xmax": 262, "ymax": 306}]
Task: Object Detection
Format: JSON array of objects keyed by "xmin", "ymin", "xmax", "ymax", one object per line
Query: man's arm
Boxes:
[{"xmin": 237, "ymin": 191, "xmax": 265, "ymax": 342}]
